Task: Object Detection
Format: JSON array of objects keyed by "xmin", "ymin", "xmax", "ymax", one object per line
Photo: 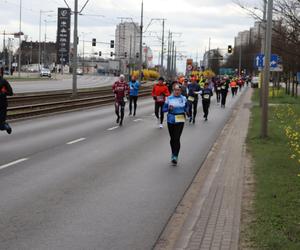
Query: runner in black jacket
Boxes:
[{"xmin": 0, "ymin": 76, "xmax": 13, "ymax": 134}]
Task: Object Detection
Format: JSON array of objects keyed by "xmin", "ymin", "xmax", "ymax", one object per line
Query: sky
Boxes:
[{"xmin": 0, "ymin": 0, "xmax": 261, "ymax": 72}]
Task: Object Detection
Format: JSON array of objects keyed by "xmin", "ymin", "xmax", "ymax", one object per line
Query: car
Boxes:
[
  {"xmin": 76, "ymin": 68, "xmax": 83, "ymax": 75},
  {"xmin": 40, "ymin": 68, "xmax": 51, "ymax": 78},
  {"xmin": 251, "ymin": 76, "xmax": 259, "ymax": 88}
]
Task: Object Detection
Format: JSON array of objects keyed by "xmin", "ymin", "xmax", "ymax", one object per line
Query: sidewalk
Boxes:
[{"xmin": 154, "ymin": 88, "xmax": 253, "ymax": 250}]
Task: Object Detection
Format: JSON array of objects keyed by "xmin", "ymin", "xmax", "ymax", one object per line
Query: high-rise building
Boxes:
[
  {"xmin": 234, "ymin": 30, "xmax": 250, "ymax": 47},
  {"xmin": 115, "ymin": 22, "xmax": 140, "ymax": 59}
]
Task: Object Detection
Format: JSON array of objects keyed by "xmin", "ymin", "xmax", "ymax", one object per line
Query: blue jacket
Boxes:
[
  {"xmin": 187, "ymin": 83, "xmax": 201, "ymax": 100},
  {"xmin": 163, "ymin": 95, "xmax": 188, "ymax": 124},
  {"xmin": 201, "ymin": 87, "xmax": 213, "ymax": 101},
  {"xmin": 129, "ymin": 80, "xmax": 140, "ymax": 96}
]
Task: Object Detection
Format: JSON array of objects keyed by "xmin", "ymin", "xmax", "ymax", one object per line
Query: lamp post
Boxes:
[
  {"xmin": 18, "ymin": 0, "xmax": 22, "ymax": 77},
  {"xmin": 39, "ymin": 10, "xmax": 54, "ymax": 71}
]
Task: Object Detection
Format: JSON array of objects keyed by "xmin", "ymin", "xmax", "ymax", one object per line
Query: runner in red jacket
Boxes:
[
  {"xmin": 112, "ymin": 74, "xmax": 129, "ymax": 126},
  {"xmin": 151, "ymin": 77, "xmax": 170, "ymax": 128}
]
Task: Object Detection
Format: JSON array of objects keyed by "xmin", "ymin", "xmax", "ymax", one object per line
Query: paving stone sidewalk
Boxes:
[{"xmin": 155, "ymin": 88, "xmax": 253, "ymax": 250}]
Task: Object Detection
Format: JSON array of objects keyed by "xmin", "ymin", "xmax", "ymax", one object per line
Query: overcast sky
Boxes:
[{"xmin": 0, "ymin": 0, "xmax": 260, "ymax": 72}]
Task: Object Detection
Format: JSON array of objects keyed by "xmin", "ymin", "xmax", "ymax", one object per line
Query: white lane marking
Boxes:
[
  {"xmin": 0, "ymin": 158, "xmax": 29, "ymax": 170},
  {"xmin": 67, "ymin": 138, "xmax": 86, "ymax": 145},
  {"xmin": 133, "ymin": 119, "xmax": 143, "ymax": 122},
  {"xmin": 107, "ymin": 126, "xmax": 119, "ymax": 131}
]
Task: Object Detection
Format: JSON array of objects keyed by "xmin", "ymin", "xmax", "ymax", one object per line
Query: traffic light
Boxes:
[
  {"xmin": 92, "ymin": 38, "xmax": 96, "ymax": 46},
  {"xmin": 136, "ymin": 52, "xmax": 139, "ymax": 58},
  {"xmin": 124, "ymin": 52, "xmax": 127, "ymax": 58},
  {"xmin": 110, "ymin": 40, "xmax": 114, "ymax": 48},
  {"xmin": 99, "ymin": 51, "xmax": 102, "ymax": 56},
  {"xmin": 110, "ymin": 52, "xmax": 113, "ymax": 57},
  {"xmin": 227, "ymin": 45, "xmax": 232, "ymax": 54}
]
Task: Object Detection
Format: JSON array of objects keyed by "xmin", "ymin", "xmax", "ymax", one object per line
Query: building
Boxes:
[
  {"xmin": 234, "ymin": 30, "xmax": 250, "ymax": 47},
  {"xmin": 115, "ymin": 22, "xmax": 140, "ymax": 60}
]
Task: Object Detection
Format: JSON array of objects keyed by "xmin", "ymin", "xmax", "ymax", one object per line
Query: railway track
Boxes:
[{"xmin": 7, "ymin": 86, "xmax": 152, "ymax": 120}]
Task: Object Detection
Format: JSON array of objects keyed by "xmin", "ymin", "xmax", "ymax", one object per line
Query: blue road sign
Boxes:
[
  {"xmin": 255, "ymin": 54, "xmax": 279, "ymax": 68},
  {"xmin": 297, "ymin": 72, "xmax": 300, "ymax": 84},
  {"xmin": 255, "ymin": 54, "xmax": 264, "ymax": 68}
]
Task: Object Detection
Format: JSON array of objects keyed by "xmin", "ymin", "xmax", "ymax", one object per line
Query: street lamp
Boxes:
[
  {"xmin": 18, "ymin": 0, "xmax": 22, "ymax": 77},
  {"xmin": 39, "ymin": 10, "xmax": 54, "ymax": 71}
]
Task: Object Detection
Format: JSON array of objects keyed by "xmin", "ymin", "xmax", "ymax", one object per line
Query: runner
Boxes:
[
  {"xmin": 187, "ymin": 76, "xmax": 201, "ymax": 124},
  {"xmin": 215, "ymin": 79, "xmax": 222, "ymax": 104},
  {"xmin": 0, "ymin": 75, "xmax": 13, "ymax": 134},
  {"xmin": 112, "ymin": 74, "xmax": 129, "ymax": 126},
  {"xmin": 163, "ymin": 83, "xmax": 188, "ymax": 165},
  {"xmin": 230, "ymin": 79, "xmax": 238, "ymax": 97},
  {"xmin": 128, "ymin": 75, "xmax": 140, "ymax": 116},
  {"xmin": 152, "ymin": 77, "xmax": 170, "ymax": 128},
  {"xmin": 220, "ymin": 77, "xmax": 229, "ymax": 108},
  {"xmin": 200, "ymin": 82, "xmax": 213, "ymax": 121}
]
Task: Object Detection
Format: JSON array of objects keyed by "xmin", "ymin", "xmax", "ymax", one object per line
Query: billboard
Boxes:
[{"xmin": 56, "ymin": 8, "xmax": 71, "ymax": 65}]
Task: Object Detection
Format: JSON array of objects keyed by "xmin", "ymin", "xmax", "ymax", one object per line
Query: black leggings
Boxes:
[
  {"xmin": 167, "ymin": 122, "xmax": 184, "ymax": 157},
  {"xmin": 221, "ymin": 91, "xmax": 227, "ymax": 106},
  {"xmin": 155, "ymin": 102, "xmax": 164, "ymax": 124},
  {"xmin": 216, "ymin": 90, "xmax": 221, "ymax": 103},
  {"xmin": 115, "ymin": 100, "xmax": 125, "ymax": 121},
  {"xmin": 129, "ymin": 96, "xmax": 138, "ymax": 114},
  {"xmin": 188, "ymin": 99, "xmax": 198, "ymax": 119},
  {"xmin": 202, "ymin": 100, "xmax": 210, "ymax": 118}
]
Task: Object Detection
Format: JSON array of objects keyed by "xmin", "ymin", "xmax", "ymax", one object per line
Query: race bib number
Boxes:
[
  {"xmin": 123, "ymin": 97, "xmax": 128, "ymax": 102},
  {"xmin": 156, "ymin": 96, "xmax": 164, "ymax": 102},
  {"xmin": 188, "ymin": 96, "xmax": 195, "ymax": 102},
  {"xmin": 217, "ymin": 87, "xmax": 221, "ymax": 90},
  {"xmin": 203, "ymin": 94, "xmax": 210, "ymax": 99},
  {"xmin": 221, "ymin": 86, "xmax": 226, "ymax": 89},
  {"xmin": 175, "ymin": 114, "xmax": 185, "ymax": 123}
]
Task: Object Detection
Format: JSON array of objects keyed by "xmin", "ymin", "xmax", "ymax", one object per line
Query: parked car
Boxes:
[
  {"xmin": 76, "ymin": 68, "xmax": 83, "ymax": 75},
  {"xmin": 251, "ymin": 76, "xmax": 259, "ymax": 88},
  {"xmin": 40, "ymin": 68, "xmax": 51, "ymax": 78}
]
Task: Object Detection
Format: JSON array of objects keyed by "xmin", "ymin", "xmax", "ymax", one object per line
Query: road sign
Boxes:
[
  {"xmin": 255, "ymin": 54, "xmax": 280, "ymax": 70},
  {"xmin": 297, "ymin": 72, "xmax": 300, "ymax": 83},
  {"xmin": 187, "ymin": 64, "xmax": 193, "ymax": 71}
]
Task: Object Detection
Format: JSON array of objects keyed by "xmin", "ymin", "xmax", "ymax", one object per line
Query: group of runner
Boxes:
[
  {"xmin": 0, "ymin": 72, "xmax": 246, "ymax": 166},
  {"xmin": 112, "ymin": 74, "xmax": 247, "ymax": 165}
]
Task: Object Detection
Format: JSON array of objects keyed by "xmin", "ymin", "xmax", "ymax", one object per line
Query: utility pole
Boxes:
[
  {"xmin": 238, "ymin": 44, "xmax": 242, "ymax": 77},
  {"xmin": 72, "ymin": 0, "xmax": 78, "ymax": 96},
  {"xmin": 18, "ymin": 0, "xmax": 22, "ymax": 77},
  {"xmin": 171, "ymin": 41, "xmax": 175, "ymax": 78},
  {"xmin": 208, "ymin": 37, "xmax": 211, "ymax": 69},
  {"xmin": 260, "ymin": 0, "xmax": 267, "ymax": 107},
  {"xmin": 139, "ymin": 0, "xmax": 143, "ymax": 81},
  {"xmin": 261, "ymin": 0, "xmax": 273, "ymax": 138},
  {"xmin": 160, "ymin": 19, "xmax": 165, "ymax": 76},
  {"xmin": 174, "ymin": 47, "xmax": 177, "ymax": 77}
]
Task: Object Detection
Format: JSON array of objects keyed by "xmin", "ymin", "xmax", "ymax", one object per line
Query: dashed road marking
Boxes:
[
  {"xmin": 107, "ymin": 126, "xmax": 119, "ymax": 131},
  {"xmin": 0, "ymin": 158, "xmax": 29, "ymax": 170},
  {"xmin": 67, "ymin": 138, "xmax": 86, "ymax": 145},
  {"xmin": 133, "ymin": 119, "xmax": 143, "ymax": 122}
]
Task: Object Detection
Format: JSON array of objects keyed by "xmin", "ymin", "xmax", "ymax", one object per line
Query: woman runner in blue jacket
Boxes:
[{"xmin": 163, "ymin": 84, "xmax": 188, "ymax": 165}]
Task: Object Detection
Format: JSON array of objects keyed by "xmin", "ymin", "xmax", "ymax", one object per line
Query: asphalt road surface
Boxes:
[
  {"xmin": 0, "ymin": 89, "xmax": 247, "ymax": 250},
  {"xmin": 10, "ymin": 75, "xmax": 118, "ymax": 93}
]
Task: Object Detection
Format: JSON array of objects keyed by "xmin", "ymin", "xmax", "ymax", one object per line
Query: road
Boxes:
[
  {"xmin": 0, "ymin": 89, "xmax": 246, "ymax": 250},
  {"xmin": 10, "ymin": 75, "xmax": 118, "ymax": 93}
]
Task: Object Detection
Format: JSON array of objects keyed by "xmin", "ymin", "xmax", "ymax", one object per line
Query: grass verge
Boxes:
[{"xmin": 245, "ymin": 88, "xmax": 300, "ymax": 249}]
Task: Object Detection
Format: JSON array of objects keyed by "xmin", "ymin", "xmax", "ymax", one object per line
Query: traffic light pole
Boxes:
[
  {"xmin": 261, "ymin": 0, "xmax": 273, "ymax": 138},
  {"xmin": 139, "ymin": 1, "xmax": 143, "ymax": 82},
  {"xmin": 72, "ymin": 0, "xmax": 78, "ymax": 96}
]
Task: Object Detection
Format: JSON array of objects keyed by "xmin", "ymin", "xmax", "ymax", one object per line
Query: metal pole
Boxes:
[
  {"xmin": 18, "ymin": 0, "xmax": 22, "ymax": 77},
  {"xmin": 82, "ymin": 33, "xmax": 85, "ymax": 74},
  {"xmin": 260, "ymin": 0, "xmax": 267, "ymax": 107},
  {"xmin": 208, "ymin": 37, "xmax": 211, "ymax": 69},
  {"xmin": 129, "ymin": 34, "xmax": 132, "ymax": 76},
  {"xmin": 160, "ymin": 19, "xmax": 165, "ymax": 76},
  {"xmin": 139, "ymin": 0, "xmax": 143, "ymax": 81},
  {"xmin": 261, "ymin": 0, "xmax": 273, "ymax": 138},
  {"xmin": 174, "ymin": 47, "xmax": 177, "ymax": 77},
  {"xmin": 3, "ymin": 31, "xmax": 6, "ymax": 66},
  {"xmin": 72, "ymin": 0, "xmax": 78, "ymax": 96},
  {"xmin": 44, "ymin": 20, "xmax": 47, "ymax": 66},
  {"xmin": 39, "ymin": 10, "xmax": 42, "ymax": 71},
  {"xmin": 171, "ymin": 41, "xmax": 175, "ymax": 78},
  {"xmin": 238, "ymin": 44, "xmax": 242, "ymax": 77}
]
